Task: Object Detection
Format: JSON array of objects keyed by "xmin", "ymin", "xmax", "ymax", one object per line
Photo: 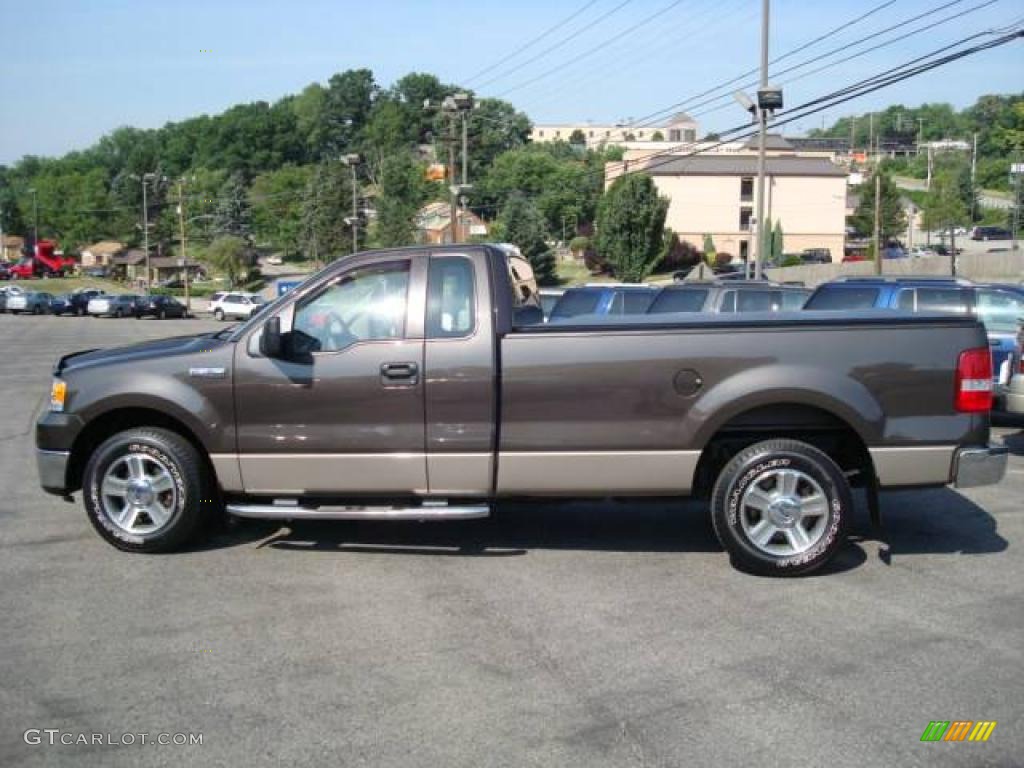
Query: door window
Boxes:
[
  {"xmin": 780, "ymin": 291, "xmax": 807, "ymax": 310},
  {"xmin": 427, "ymin": 257, "xmax": 475, "ymax": 338},
  {"xmin": 735, "ymin": 290, "xmax": 775, "ymax": 312},
  {"xmin": 292, "ymin": 261, "xmax": 410, "ymax": 354}
]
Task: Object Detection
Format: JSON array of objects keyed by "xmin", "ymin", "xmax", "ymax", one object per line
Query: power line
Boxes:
[
  {"xmin": 463, "ymin": 0, "xmax": 602, "ymax": 85},
  {"xmin": 474, "ymin": 0, "xmax": 636, "ymax": 90},
  {"xmin": 495, "ymin": 0, "xmax": 689, "ymax": 98}
]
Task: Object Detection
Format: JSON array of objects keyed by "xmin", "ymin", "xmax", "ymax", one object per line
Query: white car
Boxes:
[
  {"xmin": 907, "ymin": 247, "xmax": 937, "ymax": 258},
  {"xmin": 209, "ymin": 292, "xmax": 265, "ymax": 321},
  {"xmin": 265, "ymin": 255, "xmax": 283, "ymax": 266}
]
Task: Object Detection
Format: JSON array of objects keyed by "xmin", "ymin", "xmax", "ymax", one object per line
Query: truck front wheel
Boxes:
[
  {"xmin": 82, "ymin": 428, "xmax": 212, "ymax": 553},
  {"xmin": 710, "ymin": 439, "xmax": 851, "ymax": 576}
]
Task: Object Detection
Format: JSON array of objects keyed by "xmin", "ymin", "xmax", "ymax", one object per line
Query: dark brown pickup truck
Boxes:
[{"xmin": 36, "ymin": 244, "xmax": 1007, "ymax": 574}]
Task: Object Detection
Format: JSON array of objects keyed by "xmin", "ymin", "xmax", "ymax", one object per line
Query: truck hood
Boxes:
[{"xmin": 55, "ymin": 331, "xmax": 234, "ymax": 375}]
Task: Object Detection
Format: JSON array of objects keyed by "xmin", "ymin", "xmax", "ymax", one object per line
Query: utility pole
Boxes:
[
  {"xmin": 970, "ymin": 132, "xmax": 978, "ymax": 223},
  {"xmin": 141, "ymin": 177, "xmax": 150, "ymax": 293},
  {"xmin": 449, "ymin": 114, "xmax": 458, "ymax": 244},
  {"xmin": 868, "ymin": 113, "xmax": 874, "ymax": 165},
  {"xmin": 177, "ymin": 180, "xmax": 190, "ymax": 314},
  {"xmin": 753, "ymin": 0, "xmax": 770, "ymax": 281},
  {"xmin": 341, "ymin": 154, "xmax": 362, "ymax": 254},
  {"xmin": 873, "ymin": 172, "xmax": 881, "ymax": 275},
  {"xmin": 30, "ymin": 188, "xmax": 39, "ymax": 245},
  {"xmin": 850, "ymin": 115, "xmax": 857, "ymax": 158}
]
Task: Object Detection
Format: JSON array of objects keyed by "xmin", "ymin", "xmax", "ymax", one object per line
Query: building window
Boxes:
[
  {"xmin": 739, "ymin": 240, "xmax": 749, "ymax": 261},
  {"xmin": 683, "ymin": 129, "xmax": 696, "ymax": 142},
  {"xmin": 555, "ymin": 130, "xmax": 560, "ymax": 137},
  {"xmin": 605, "ymin": 130, "xmax": 610, "ymax": 137},
  {"xmin": 740, "ymin": 177, "xmax": 754, "ymax": 202},
  {"xmin": 638, "ymin": 131, "xmax": 644, "ymax": 138},
  {"xmin": 669, "ymin": 129, "xmax": 681, "ymax": 142},
  {"xmin": 739, "ymin": 207, "xmax": 753, "ymax": 231},
  {"xmin": 589, "ymin": 130, "xmax": 594, "ymax": 138},
  {"xmin": 538, "ymin": 130, "xmax": 544, "ymax": 138}
]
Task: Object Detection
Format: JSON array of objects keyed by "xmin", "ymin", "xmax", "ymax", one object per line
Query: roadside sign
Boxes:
[
  {"xmin": 276, "ymin": 280, "xmax": 301, "ymax": 297},
  {"xmin": 1011, "ymin": 163, "xmax": 1024, "ymax": 175}
]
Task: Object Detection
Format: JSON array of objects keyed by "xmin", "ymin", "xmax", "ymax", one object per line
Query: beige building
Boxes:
[
  {"xmin": 531, "ymin": 112, "xmax": 699, "ymax": 150},
  {"xmin": 2, "ymin": 235, "xmax": 25, "ymax": 261},
  {"xmin": 607, "ymin": 136, "xmax": 848, "ymax": 262},
  {"xmin": 80, "ymin": 240, "xmax": 126, "ymax": 267}
]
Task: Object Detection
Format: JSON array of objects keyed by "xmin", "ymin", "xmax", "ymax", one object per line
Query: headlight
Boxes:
[{"xmin": 50, "ymin": 379, "xmax": 67, "ymax": 412}]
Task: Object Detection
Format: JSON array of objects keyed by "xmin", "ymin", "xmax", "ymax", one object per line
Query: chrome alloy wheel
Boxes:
[
  {"xmin": 99, "ymin": 454, "xmax": 178, "ymax": 535},
  {"xmin": 738, "ymin": 468, "xmax": 829, "ymax": 556}
]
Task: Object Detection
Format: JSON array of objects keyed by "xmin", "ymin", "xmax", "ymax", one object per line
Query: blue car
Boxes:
[
  {"xmin": 805, "ymin": 277, "xmax": 1024, "ymax": 409},
  {"xmin": 548, "ymin": 285, "xmax": 659, "ymax": 322}
]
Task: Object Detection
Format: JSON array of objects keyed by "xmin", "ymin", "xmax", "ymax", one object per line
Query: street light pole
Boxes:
[
  {"xmin": 342, "ymin": 154, "xmax": 361, "ymax": 255},
  {"xmin": 177, "ymin": 179, "xmax": 190, "ymax": 314},
  {"xmin": 753, "ymin": 0, "xmax": 770, "ymax": 281},
  {"xmin": 30, "ymin": 188, "xmax": 38, "ymax": 245}
]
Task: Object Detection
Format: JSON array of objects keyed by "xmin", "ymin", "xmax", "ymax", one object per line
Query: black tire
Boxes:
[
  {"xmin": 710, "ymin": 438, "xmax": 851, "ymax": 576},
  {"xmin": 159, "ymin": 309, "xmax": 166, "ymax": 320},
  {"xmin": 114, "ymin": 308, "xmax": 123, "ymax": 318},
  {"xmin": 83, "ymin": 427, "xmax": 213, "ymax": 553}
]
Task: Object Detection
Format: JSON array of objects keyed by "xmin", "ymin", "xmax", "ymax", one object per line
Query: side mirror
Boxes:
[{"xmin": 259, "ymin": 316, "xmax": 283, "ymax": 358}]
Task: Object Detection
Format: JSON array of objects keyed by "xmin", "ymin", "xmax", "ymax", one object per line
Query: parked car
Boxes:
[
  {"xmin": 646, "ymin": 281, "xmax": 809, "ymax": 315},
  {"xmin": 907, "ymin": 247, "xmax": 937, "ymax": 259},
  {"xmin": 36, "ymin": 243, "xmax": 1007, "ymax": 576},
  {"xmin": 6, "ymin": 291, "xmax": 54, "ymax": 314},
  {"xmin": 882, "ymin": 244, "xmax": 908, "ymax": 259},
  {"xmin": 805, "ymin": 276, "xmax": 1024, "ymax": 410},
  {"xmin": 931, "ymin": 243, "xmax": 964, "ymax": 257},
  {"xmin": 1003, "ymin": 317, "xmax": 1024, "ymax": 416},
  {"xmin": 209, "ymin": 292, "xmax": 266, "ymax": 321},
  {"xmin": 547, "ymin": 285, "xmax": 659, "ymax": 322},
  {"xmin": 971, "ymin": 226, "xmax": 1012, "ymax": 241},
  {"xmin": 0, "ymin": 262, "xmax": 11, "ymax": 280},
  {"xmin": 47, "ymin": 294, "xmax": 73, "ymax": 315},
  {"xmin": 63, "ymin": 289, "xmax": 106, "ymax": 317},
  {"xmin": 87, "ymin": 294, "xmax": 142, "ymax": 318},
  {"xmin": 0, "ymin": 285, "xmax": 25, "ymax": 312},
  {"xmin": 135, "ymin": 295, "xmax": 188, "ymax": 319},
  {"xmin": 800, "ymin": 248, "xmax": 832, "ymax": 264},
  {"xmin": 83, "ymin": 267, "xmax": 109, "ymax": 278},
  {"xmin": 537, "ymin": 288, "xmax": 566, "ymax": 321},
  {"xmin": 265, "ymin": 255, "xmax": 283, "ymax": 266}
]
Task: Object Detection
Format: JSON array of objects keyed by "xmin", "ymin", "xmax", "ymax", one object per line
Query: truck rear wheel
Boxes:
[
  {"xmin": 82, "ymin": 428, "xmax": 212, "ymax": 553},
  {"xmin": 710, "ymin": 439, "xmax": 850, "ymax": 576}
]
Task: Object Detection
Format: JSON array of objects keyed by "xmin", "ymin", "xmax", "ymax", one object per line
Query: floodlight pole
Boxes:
[{"xmin": 753, "ymin": 0, "xmax": 770, "ymax": 281}]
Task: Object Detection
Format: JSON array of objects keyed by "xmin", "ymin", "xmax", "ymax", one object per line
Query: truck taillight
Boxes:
[{"xmin": 955, "ymin": 347, "xmax": 993, "ymax": 413}]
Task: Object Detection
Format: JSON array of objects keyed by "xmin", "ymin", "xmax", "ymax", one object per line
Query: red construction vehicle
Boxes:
[{"xmin": 8, "ymin": 240, "xmax": 77, "ymax": 279}]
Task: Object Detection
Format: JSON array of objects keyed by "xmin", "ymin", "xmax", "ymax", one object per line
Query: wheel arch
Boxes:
[{"xmin": 66, "ymin": 406, "xmax": 219, "ymax": 494}]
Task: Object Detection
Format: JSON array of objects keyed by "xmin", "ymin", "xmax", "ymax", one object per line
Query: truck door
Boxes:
[
  {"xmin": 232, "ymin": 253, "xmax": 428, "ymax": 495},
  {"xmin": 422, "ymin": 250, "xmax": 497, "ymax": 495}
]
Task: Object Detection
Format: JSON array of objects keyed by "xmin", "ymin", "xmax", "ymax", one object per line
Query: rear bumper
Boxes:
[
  {"xmin": 953, "ymin": 444, "xmax": 1009, "ymax": 489},
  {"xmin": 37, "ymin": 449, "xmax": 70, "ymax": 495}
]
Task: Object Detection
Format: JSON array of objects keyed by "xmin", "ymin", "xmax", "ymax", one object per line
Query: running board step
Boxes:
[{"xmin": 226, "ymin": 502, "xmax": 490, "ymax": 521}]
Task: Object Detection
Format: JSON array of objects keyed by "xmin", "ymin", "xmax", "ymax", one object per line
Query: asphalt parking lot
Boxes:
[{"xmin": 1, "ymin": 313, "xmax": 1022, "ymax": 767}]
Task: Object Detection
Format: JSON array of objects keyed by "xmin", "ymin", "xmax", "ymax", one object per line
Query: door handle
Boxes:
[{"xmin": 380, "ymin": 362, "xmax": 419, "ymax": 385}]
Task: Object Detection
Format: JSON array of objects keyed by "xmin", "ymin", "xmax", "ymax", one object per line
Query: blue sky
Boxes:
[{"xmin": 1, "ymin": 0, "xmax": 1021, "ymax": 164}]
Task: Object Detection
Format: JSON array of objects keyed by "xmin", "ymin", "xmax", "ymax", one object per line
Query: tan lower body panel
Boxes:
[
  {"xmin": 869, "ymin": 445, "xmax": 956, "ymax": 487},
  {"xmin": 427, "ymin": 453, "xmax": 492, "ymax": 495},
  {"xmin": 496, "ymin": 450, "xmax": 701, "ymax": 495},
  {"xmin": 210, "ymin": 453, "xmax": 244, "ymax": 492},
  {"xmin": 237, "ymin": 454, "xmax": 428, "ymax": 495}
]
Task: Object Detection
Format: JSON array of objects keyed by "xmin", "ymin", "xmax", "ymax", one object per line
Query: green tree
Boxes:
[
  {"xmin": 851, "ymin": 171, "xmax": 906, "ymax": 241},
  {"xmin": 651, "ymin": 130, "xmax": 665, "ymax": 141},
  {"xmin": 300, "ymin": 160, "xmax": 355, "ymax": 263},
  {"xmin": 206, "ymin": 235, "xmax": 247, "ymax": 287},
  {"xmin": 375, "ymin": 151, "xmax": 429, "ymax": 247},
  {"xmin": 595, "ymin": 174, "xmax": 669, "ymax": 282},
  {"xmin": 569, "ymin": 129, "xmax": 586, "ymax": 147},
  {"xmin": 213, "ymin": 171, "xmax": 253, "ymax": 243},
  {"xmin": 250, "ymin": 165, "xmax": 311, "ymax": 256},
  {"xmin": 495, "ymin": 192, "xmax": 555, "ymax": 284},
  {"xmin": 922, "ymin": 170, "xmax": 968, "ymax": 234}
]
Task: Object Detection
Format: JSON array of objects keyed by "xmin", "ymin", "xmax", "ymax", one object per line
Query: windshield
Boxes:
[
  {"xmin": 805, "ymin": 285, "xmax": 880, "ymax": 310},
  {"xmin": 648, "ymin": 289, "xmax": 709, "ymax": 314}
]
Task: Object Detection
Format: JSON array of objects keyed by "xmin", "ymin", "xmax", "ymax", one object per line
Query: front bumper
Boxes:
[
  {"xmin": 37, "ymin": 449, "xmax": 70, "ymax": 495},
  {"xmin": 953, "ymin": 444, "xmax": 1009, "ymax": 489}
]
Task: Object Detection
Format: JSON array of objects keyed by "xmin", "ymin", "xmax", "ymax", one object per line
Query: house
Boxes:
[
  {"xmin": 2, "ymin": 235, "xmax": 25, "ymax": 261},
  {"xmin": 80, "ymin": 240, "xmax": 126, "ymax": 267},
  {"xmin": 607, "ymin": 135, "xmax": 848, "ymax": 261},
  {"xmin": 531, "ymin": 112, "xmax": 699, "ymax": 149},
  {"xmin": 416, "ymin": 202, "xmax": 488, "ymax": 245},
  {"xmin": 109, "ymin": 249, "xmax": 147, "ymax": 283},
  {"xmin": 147, "ymin": 256, "xmax": 204, "ymax": 284}
]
